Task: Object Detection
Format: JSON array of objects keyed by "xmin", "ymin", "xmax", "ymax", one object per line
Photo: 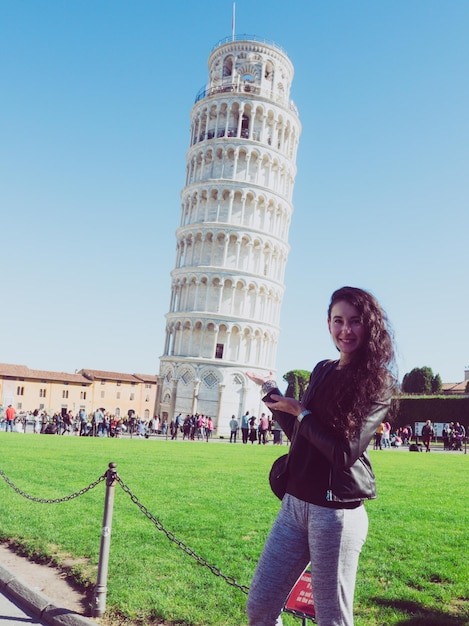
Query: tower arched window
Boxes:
[
  {"xmin": 241, "ymin": 114, "xmax": 250, "ymax": 138},
  {"xmin": 223, "ymin": 56, "xmax": 234, "ymax": 78},
  {"xmin": 242, "ymin": 73, "xmax": 255, "ymax": 93}
]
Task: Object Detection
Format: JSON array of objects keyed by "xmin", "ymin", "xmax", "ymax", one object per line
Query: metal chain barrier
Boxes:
[
  {"xmin": 0, "ymin": 467, "xmax": 106, "ymax": 503},
  {"xmin": 0, "ymin": 464, "xmax": 249, "ymax": 596},
  {"xmin": 115, "ymin": 474, "xmax": 250, "ymax": 595}
]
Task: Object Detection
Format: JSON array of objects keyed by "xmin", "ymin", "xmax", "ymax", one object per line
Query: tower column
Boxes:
[
  {"xmin": 191, "ymin": 380, "xmax": 200, "ymax": 415},
  {"xmin": 169, "ymin": 379, "xmax": 178, "ymax": 421}
]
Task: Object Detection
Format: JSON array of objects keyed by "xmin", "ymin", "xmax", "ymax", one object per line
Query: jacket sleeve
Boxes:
[
  {"xmin": 262, "ymin": 359, "xmax": 334, "ymax": 441},
  {"xmin": 261, "ymin": 361, "xmax": 333, "ymax": 442},
  {"xmin": 297, "ymin": 394, "xmax": 391, "ymax": 470}
]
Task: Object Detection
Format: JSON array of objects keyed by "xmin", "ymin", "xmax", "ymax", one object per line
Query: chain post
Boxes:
[{"xmin": 92, "ymin": 462, "xmax": 117, "ymax": 618}]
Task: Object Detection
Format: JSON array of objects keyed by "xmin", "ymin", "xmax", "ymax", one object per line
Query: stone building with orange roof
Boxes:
[
  {"xmin": 0, "ymin": 363, "xmax": 157, "ymax": 420},
  {"xmin": 78, "ymin": 369, "xmax": 158, "ymax": 419}
]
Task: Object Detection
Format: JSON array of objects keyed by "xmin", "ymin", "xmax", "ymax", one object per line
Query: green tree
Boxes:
[
  {"xmin": 283, "ymin": 370, "xmax": 311, "ymax": 400},
  {"xmin": 402, "ymin": 366, "xmax": 442, "ymax": 394},
  {"xmin": 431, "ymin": 373, "xmax": 442, "ymax": 394}
]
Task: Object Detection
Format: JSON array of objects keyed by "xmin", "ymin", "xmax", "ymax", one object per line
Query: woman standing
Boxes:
[
  {"xmin": 248, "ymin": 415, "xmax": 258, "ymax": 444},
  {"xmin": 246, "ymin": 286, "xmax": 397, "ymax": 626}
]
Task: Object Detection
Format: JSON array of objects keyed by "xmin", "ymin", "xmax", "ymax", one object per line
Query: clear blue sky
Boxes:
[{"xmin": 1, "ymin": 0, "xmax": 468, "ymax": 385}]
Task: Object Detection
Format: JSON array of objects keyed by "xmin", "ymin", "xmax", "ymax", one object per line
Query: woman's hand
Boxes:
[
  {"xmin": 264, "ymin": 395, "xmax": 304, "ymax": 417},
  {"xmin": 246, "ymin": 372, "xmax": 305, "ymax": 416}
]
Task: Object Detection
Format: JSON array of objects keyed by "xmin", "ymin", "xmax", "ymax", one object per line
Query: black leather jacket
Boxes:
[{"xmin": 268, "ymin": 360, "xmax": 392, "ymax": 505}]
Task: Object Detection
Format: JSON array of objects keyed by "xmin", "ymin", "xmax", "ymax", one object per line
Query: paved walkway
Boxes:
[
  {"xmin": 0, "ymin": 564, "xmax": 98, "ymax": 626},
  {"xmin": 0, "ymin": 588, "xmax": 45, "ymax": 624}
]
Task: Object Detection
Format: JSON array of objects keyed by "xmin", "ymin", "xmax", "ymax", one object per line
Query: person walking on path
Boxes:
[
  {"xmin": 421, "ymin": 419, "xmax": 434, "ymax": 452},
  {"xmin": 205, "ymin": 416, "xmax": 214, "ymax": 441},
  {"xmin": 248, "ymin": 415, "xmax": 257, "ymax": 443},
  {"xmin": 246, "ymin": 286, "xmax": 397, "ymax": 626},
  {"xmin": 5, "ymin": 405, "xmax": 16, "ymax": 432},
  {"xmin": 258, "ymin": 413, "xmax": 269, "ymax": 444},
  {"xmin": 241, "ymin": 411, "xmax": 250, "ymax": 443},
  {"xmin": 171, "ymin": 414, "xmax": 181, "ymax": 440},
  {"xmin": 374, "ymin": 422, "xmax": 384, "ymax": 450},
  {"xmin": 229, "ymin": 415, "xmax": 239, "ymax": 443},
  {"xmin": 79, "ymin": 409, "xmax": 88, "ymax": 436},
  {"xmin": 382, "ymin": 421, "xmax": 391, "ymax": 448}
]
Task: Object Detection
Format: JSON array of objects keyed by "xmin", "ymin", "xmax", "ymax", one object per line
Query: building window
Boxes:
[
  {"xmin": 80, "ymin": 391, "xmax": 87, "ymax": 400},
  {"xmin": 145, "ymin": 395, "xmax": 150, "ymax": 402},
  {"xmin": 117, "ymin": 381, "xmax": 121, "ymax": 386},
  {"xmin": 17, "ymin": 402, "xmax": 22, "ymax": 410},
  {"xmin": 101, "ymin": 380, "xmax": 106, "ymax": 385},
  {"xmin": 39, "ymin": 389, "xmax": 47, "ymax": 398},
  {"xmin": 145, "ymin": 384, "xmax": 152, "ymax": 389},
  {"xmin": 130, "ymin": 393, "xmax": 135, "ymax": 401},
  {"xmin": 215, "ymin": 343, "xmax": 224, "ymax": 359},
  {"xmin": 62, "ymin": 390, "xmax": 69, "ymax": 399},
  {"xmin": 100, "ymin": 391, "xmax": 105, "ymax": 399},
  {"xmin": 17, "ymin": 386, "xmax": 24, "ymax": 396},
  {"xmin": 116, "ymin": 392, "xmax": 121, "ymax": 399}
]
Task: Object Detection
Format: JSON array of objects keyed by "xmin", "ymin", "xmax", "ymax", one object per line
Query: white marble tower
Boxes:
[{"xmin": 155, "ymin": 35, "xmax": 301, "ymax": 435}]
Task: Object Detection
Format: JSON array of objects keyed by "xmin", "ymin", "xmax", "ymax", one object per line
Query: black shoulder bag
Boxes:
[
  {"xmin": 268, "ymin": 419, "xmax": 301, "ymax": 500},
  {"xmin": 267, "ymin": 361, "xmax": 335, "ymax": 500},
  {"xmin": 269, "ymin": 453, "xmax": 290, "ymax": 500}
]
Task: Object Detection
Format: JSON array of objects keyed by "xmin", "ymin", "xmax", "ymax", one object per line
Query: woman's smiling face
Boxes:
[{"xmin": 328, "ymin": 300, "xmax": 366, "ymax": 365}]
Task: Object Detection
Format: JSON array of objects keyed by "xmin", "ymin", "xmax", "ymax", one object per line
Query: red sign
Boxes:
[{"xmin": 284, "ymin": 570, "xmax": 316, "ymax": 619}]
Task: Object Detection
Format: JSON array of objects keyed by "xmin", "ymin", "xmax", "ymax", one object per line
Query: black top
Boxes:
[
  {"xmin": 286, "ymin": 367, "xmax": 355, "ymax": 506},
  {"xmin": 267, "ymin": 360, "xmax": 392, "ymax": 507}
]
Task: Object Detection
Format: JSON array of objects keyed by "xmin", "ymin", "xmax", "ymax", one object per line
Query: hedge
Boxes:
[{"xmin": 392, "ymin": 395, "xmax": 469, "ymax": 429}]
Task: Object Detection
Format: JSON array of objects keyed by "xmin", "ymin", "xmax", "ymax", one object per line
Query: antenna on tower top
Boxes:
[{"xmin": 232, "ymin": 2, "xmax": 236, "ymax": 41}]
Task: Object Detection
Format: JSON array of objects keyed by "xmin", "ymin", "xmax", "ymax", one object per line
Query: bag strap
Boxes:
[{"xmin": 282, "ymin": 419, "xmax": 301, "ymax": 473}]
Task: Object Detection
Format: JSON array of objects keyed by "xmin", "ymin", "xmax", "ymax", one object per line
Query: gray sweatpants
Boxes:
[{"xmin": 246, "ymin": 494, "xmax": 369, "ymax": 626}]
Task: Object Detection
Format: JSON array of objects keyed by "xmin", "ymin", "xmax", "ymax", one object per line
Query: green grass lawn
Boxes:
[{"xmin": 0, "ymin": 433, "xmax": 468, "ymax": 625}]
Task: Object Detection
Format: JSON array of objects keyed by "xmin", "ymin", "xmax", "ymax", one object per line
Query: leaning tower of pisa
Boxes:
[{"xmin": 155, "ymin": 35, "xmax": 301, "ymax": 435}]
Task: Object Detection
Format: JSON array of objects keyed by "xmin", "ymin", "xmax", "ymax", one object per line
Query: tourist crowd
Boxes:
[
  {"xmin": 0, "ymin": 407, "xmax": 167, "ymax": 438},
  {"xmin": 2, "ymin": 406, "xmax": 466, "ymax": 451},
  {"xmin": 0, "ymin": 407, "xmax": 285, "ymax": 445},
  {"xmin": 442, "ymin": 421, "xmax": 466, "ymax": 450}
]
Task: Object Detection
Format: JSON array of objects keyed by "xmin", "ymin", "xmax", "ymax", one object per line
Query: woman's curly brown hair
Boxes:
[{"xmin": 326, "ymin": 286, "xmax": 397, "ymax": 438}]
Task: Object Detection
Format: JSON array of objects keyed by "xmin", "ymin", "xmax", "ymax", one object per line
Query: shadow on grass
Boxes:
[{"xmin": 373, "ymin": 598, "xmax": 469, "ymax": 625}]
